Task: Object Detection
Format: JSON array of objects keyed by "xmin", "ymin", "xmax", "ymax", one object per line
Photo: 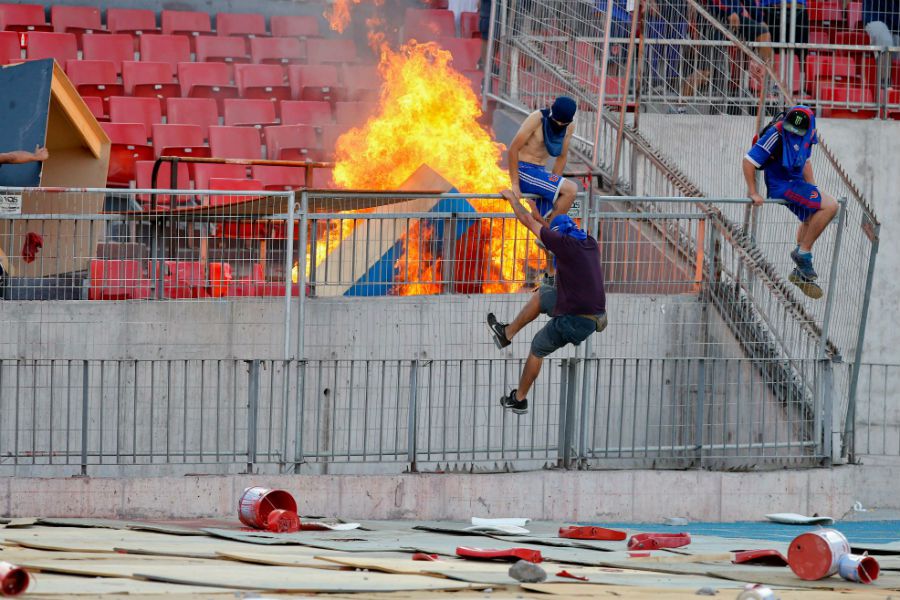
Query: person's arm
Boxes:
[
  {"xmin": 503, "ymin": 189, "xmax": 543, "ymax": 237},
  {"xmin": 525, "ymin": 197, "xmax": 549, "ymax": 228},
  {"xmin": 743, "ymin": 158, "xmax": 765, "ymax": 206},
  {"xmin": 0, "ymin": 146, "xmax": 49, "ymax": 164},
  {"xmin": 507, "ymin": 112, "xmax": 541, "ymax": 198},
  {"xmin": 802, "ymin": 159, "xmax": 816, "ymax": 185},
  {"xmin": 551, "ymin": 123, "xmax": 573, "ymax": 176}
]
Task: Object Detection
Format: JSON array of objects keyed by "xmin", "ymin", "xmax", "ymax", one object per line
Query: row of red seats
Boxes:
[{"xmin": 89, "ymin": 260, "xmax": 302, "ymax": 300}]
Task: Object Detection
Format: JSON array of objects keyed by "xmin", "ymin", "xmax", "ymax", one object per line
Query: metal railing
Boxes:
[{"xmin": 846, "ymin": 362, "xmax": 900, "ymax": 460}]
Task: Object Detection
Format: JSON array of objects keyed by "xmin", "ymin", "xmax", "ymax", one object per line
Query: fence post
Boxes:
[
  {"xmin": 283, "ymin": 192, "xmax": 296, "ymax": 360},
  {"xmin": 557, "ymin": 359, "xmax": 579, "ymax": 469},
  {"xmin": 293, "ymin": 360, "xmax": 306, "ymax": 473},
  {"xmin": 407, "ymin": 360, "xmax": 419, "ymax": 473},
  {"xmin": 818, "ymin": 198, "xmax": 846, "ymax": 358},
  {"xmin": 81, "ymin": 360, "xmax": 89, "ymax": 476},
  {"xmin": 694, "ymin": 358, "xmax": 706, "ymax": 467},
  {"xmin": 820, "ymin": 358, "xmax": 834, "ymax": 464},
  {"xmin": 296, "ymin": 190, "xmax": 309, "ymax": 359},
  {"xmin": 246, "ymin": 360, "xmax": 259, "ymax": 473}
]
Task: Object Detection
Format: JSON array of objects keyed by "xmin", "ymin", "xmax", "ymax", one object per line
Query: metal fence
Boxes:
[
  {"xmin": 847, "ymin": 362, "xmax": 900, "ymax": 460},
  {"xmin": 0, "ymin": 356, "xmax": 833, "ymax": 476}
]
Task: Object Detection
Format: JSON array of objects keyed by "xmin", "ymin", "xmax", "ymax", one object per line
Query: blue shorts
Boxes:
[
  {"xmin": 518, "ymin": 161, "xmax": 565, "ymax": 217},
  {"xmin": 768, "ymin": 180, "xmax": 822, "ymax": 222}
]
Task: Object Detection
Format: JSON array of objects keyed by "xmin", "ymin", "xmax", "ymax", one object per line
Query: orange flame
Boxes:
[{"xmin": 323, "ymin": 0, "xmax": 357, "ymax": 33}]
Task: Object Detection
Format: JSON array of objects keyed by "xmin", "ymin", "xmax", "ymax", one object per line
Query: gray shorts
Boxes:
[{"xmin": 530, "ymin": 285, "xmax": 606, "ymax": 358}]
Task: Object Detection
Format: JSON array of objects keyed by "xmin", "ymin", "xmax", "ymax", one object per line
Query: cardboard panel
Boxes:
[{"xmin": 0, "ymin": 60, "xmax": 51, "ymax": 187}]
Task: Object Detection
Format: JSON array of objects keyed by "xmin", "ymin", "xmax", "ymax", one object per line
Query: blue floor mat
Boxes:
[{"xmin": 585, "ymin": 521, "xmax": 900, "ymax": 545}]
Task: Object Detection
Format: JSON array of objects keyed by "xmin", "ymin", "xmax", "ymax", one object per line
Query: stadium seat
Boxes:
[
  {"xmin": 750, "ymin": 54, "xmax": 800, "ymax": 94},
  {"xmin": 404, "ymin": 8, "xmax": 455, "ymax": 41},
  {"xmin": 65, "ymin": 60, "xmax": 124, "ymax": 111},
  {"xmin": 107, "ymin": 7, "xmax": 157, "ymax": 49},
  {"xmin": 151, "ymin": 123, "xmax": 210, "ymax": 158},
  {"xmin": 461, "ymin": 69, "xmax": 484, "ymax": 95},
  {"xmin": 436, "ymin": 37, "xmax": 481, "ymax": 70},
  {"xmin": 178, "ymin": 62, "xmax": 239, "ymax": 108},
  {"xmin": 108, "ymin": 96, "xmax": 163, "ymax": 135},
  {"xmin": 216, "ymin": 12, "xmax": 267, "ymax": 39},
  {"xmin": 235, "ymin": 63, "xmax": 291, "ymax": 103},
  {"xmin": 835, "ymin": 31, "xmax": 870, "ymax": 48},
  {"xmin": 192, "ymin": 162, "xmax": 247, "ymax": 189},
  {"xmin": 808, "ymin": 1, "xmax": 842, "ymax": 25},
  {"xmin": 888, "ymin": 88, "xmax": 900, "ymax": 119},
  {"xmin": 319, "ymin": 124, "xmax": 347, "ymax": 160},
  {"xmin": 280, "ymin": 100, "xmax": 333, "ymax": 125},
  {"xmin": 51, "ymin": 5, "xmax": 103, "ymax": 40},
  {"xmin": 123, "ymin": 61, "xmax": 180, "ymax": 105},
  {"xmin": 100, "ymin": 122, "xmax": 154, "ymax": 186},
  {"xmin": 26, "ymin": 32, "xmax": 77, "ymax": 64},
  {"xmin": 0, "ymin": 3, "xmax": 51, "ymax": 32},
  {"xmin": 155, "ymin": 260, "xmax": 230, "ymax": 299},
  {"xmin": 88, "ymin": 259, "xmax": 152, "ymax": 300},
  {"xmin": 270, "ymin": 15, "xmax": 320, "ymax": 38},
  {"xmin": 809, "ymin": 28, "xmax": 830, "ymax": 46},
  {"xmin": 460, "ymin": 11, "xmax": 479, "ymax": 38},
  {"xmin": 306, "ymin": 38, "xmax": 358, "ymax": 64},
  {"xmin": 135, "ymin": 160, "xmax": 192, "ymax": 210},
  {"xmin": 196, "ymin": 35, "xmax": 250, "ymax": 64},
  {"xmin": 817, "ymin": 85, "xmax": 877, "ymax": 118},
  {"xmin": 166, "ymin": 97, "xmax": 220, "ymax": 140},
  {"xmin": 208, "ymin": 177, "xmax": 263, "ymax": 208},
  {"xmin": 223, "ymin": 99, "xmax": 278, "ymax": 131},
  {"xmin": 82, "ymin": 95, "xmax": 106, "ymax": 120},
  {"xmin": 288, "ymin": 64, "xmax": 340, "ymax": 98},
  {"xmin": 139, "ymin": 34, "xmax": 191, "ymax": 74},
  {"xmin": 264, "ymin": 124, "xmax": 320, "ymax": 160},
  {"xmin": 161, "ymin": 9, "xmax": 212, "ymax": 37},
  {"xmin": 0, "ymin": 31, "xmax": 23, "ymax": 64},
  {"xmin": 252, "ymin": 165, "xmax": 305, "ymax": 190},
  {"xmin": 208, "ymin": 125, "xmax": 262, "ymax": 159},
  {"xmin": 310, "ymin": 167, "xmax": 335, "ymax": 189},
  {"xmin": 847, "ymin": 1, "xmax": 862, "ymax": 30},
  {"xmin": 341, "ymin": 64, "xmax": 381, "ymax": 100},
  {"xmin": 249, "ymin": 36, "xmax": 305, "ymax": 65},
  {"xmin": 334, "ymin": 101, "xmax": 377, "ymax": 126},
  {"xmin": 82, "ymin": 34, "xmax": 134, "ymax": 74}
]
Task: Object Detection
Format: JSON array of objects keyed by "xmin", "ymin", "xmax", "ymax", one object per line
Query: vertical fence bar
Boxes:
[
  {"xmin": 694, "ymin": 357, "xmax": 706, "ymax": 466},
  {"xmin": 818, "ymin": 198, "xmax": 846, "ymax": 358},
  {"xmin": 80, "ymin": 360, "xmax": 89, "ymax": 476},
  {"xmin": 821, "ymin": 358, "xmax": 834, "ymax": 463},
  {"xmin": 407, "ymin": 360, "xmax": 419, "ymax": 472},
  {"xmin": 593, "ymin": 0, "xmax": 616, "ymax": 167},
  {"xmin": 247, "ymin": 360, "xmax": 259, "ymax": 473},
  {"xmin": 296, "ymin": 190, "xmax": 309, "ymax": 360},
  {"xmin": 283, "ymin": 192, "xmax": 297, "ymax": 360},
  {"xmin": 481, "ymin": 0, "xmax": 499, "ymax": 112},
  {"xmin": 556, "ymin": 358, "xmax": 570, "ymax": 468}
]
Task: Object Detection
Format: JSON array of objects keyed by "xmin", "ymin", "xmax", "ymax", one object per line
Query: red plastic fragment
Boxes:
[
  {"xmin": 627, "ymin": 532, "xmax": 691, "ymax": 550},
  {"xmin": 411, "ymin": 553, "xmax": 440, "ymax": 561},
  {"xmin": 559, "ymin": 525, "xmax": 627, "ymax": 541},
  {"xmin": 556, "ymin": 569, "xmax": 589, "ymax": 581},
  {"xmin": 266, "ymin": 509, "xmax": 300, "ymax": 533},
  {"xmin": 733, "ymin": 549, "xmax": 789, "ymax": 567},
  {"xmin": 455, "ymin": 546, "xmax": 543, "ymax": 563}
]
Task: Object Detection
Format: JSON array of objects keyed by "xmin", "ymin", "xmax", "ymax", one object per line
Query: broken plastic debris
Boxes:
[{"xmin": 471, "ymin": 517, "xmax": 531, "ymax": 527}]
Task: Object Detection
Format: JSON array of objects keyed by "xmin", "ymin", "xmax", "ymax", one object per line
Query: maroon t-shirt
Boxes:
[{"xmin": 539, "ymin": 226, "xmax": 606, "ymax": 316}]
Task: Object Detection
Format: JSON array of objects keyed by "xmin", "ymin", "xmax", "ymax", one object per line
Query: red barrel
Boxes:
[
  {"xmin": 0, "ymin": 562, "xmax": 30, "ymax": 597},
  {"xmin": 237, "ymin": 486, "xmax": 298, "ymax": 529},
  {"xmin": 788, "ymin": 529, "xmax": 850, "ymax": 580}
]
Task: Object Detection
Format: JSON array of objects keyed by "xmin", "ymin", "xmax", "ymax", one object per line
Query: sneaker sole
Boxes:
[
  {"xmin": 789, "ymin": 273, "xmax": 824, "ymax": 299},
  {"xmin": 511, "ymin": 407, "xmax": 528, "ymax": 415}
]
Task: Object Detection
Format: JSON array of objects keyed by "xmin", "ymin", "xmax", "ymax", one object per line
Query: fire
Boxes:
[{"xmin": 323, "ymin": 0, "xmax": 357, "ymax": 33}]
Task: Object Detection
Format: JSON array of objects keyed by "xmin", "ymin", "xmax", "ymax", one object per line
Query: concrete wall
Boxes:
[{"xmin": 3, "ymin": 464, "xmax": 899, "ymax": 520}]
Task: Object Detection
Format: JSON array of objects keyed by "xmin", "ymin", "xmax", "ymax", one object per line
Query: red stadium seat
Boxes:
[
  {"xmin": 404, "ymin": 8, "xmax": 455, "ymax": 41},
  {"xmin": 437, "ymin": 37, "xmax": 481, "ymax": 70},
  {"xmin": 82, "ymin": 34, "xmax": 134, "ymax": 74},
  {"xmin": 0, "ymin": 3, "xmax": 51, "ymax": 32},
  {"xmin": 153, "ymin": 261, "xmax": 231, "ymax": 299},
  {"xmin": 461, "ymin": 69, "xmax": 484, "ymax": 95},
  {"xmin": 82, "ymin": 95, "xmax": 106, "ymax": 120},
  {"xmin": 835, "ymin": 31, "xmax": 870, "ymax": 48},
  {"xmin": 99, "ymin": 122, "xmax": 154, "ymax": 186},
  {"xmin": 108, "ymin": 96, "xmax": 163, "ymax": 135},
  {"xmin": 235, "ymin": 63, "xmax": 291, "ymax": 102},
  {"xmin": 65, "ymin": 60, "xmax": 123, "ymax": 111},
  {"xmin": 196, "ymin": 35, "xmax": 249, "ymax": 64},
  {"xmin": 280, "ymin": 100, "xmax": 333, "ymax": 125},
  {"xmin": 341, "ymin": 64, "xmax": 381, "ymax": 100},
  {"xmin": 208, "ymin": 178, "xmax": 264, "ymax": 207},
  {"xmin": 51, "ymin": 5, "xmax": 103, "ymax": 37},
  {"xmin": 208, "ymin": 125, "xmax": 262, "ymax": 159},
  {"xmin": 161, "ymin": 9, "xmax": 212, "ymax": 37},
  {"xmin": 0, "ymin": 31, "xmax": 23, "ymax": 64},
  {"xmin": 135, "ymin": 160, "xmax": 192, "ymax": 210},
  {"xmin": 216, "ymin": 12, "xmax": 267, "ymax": 38},
  {"xmin": 166, "ymin": 97, "xmax": 220, "ymax": 140},
  {"xmin": 817, "ymin": 84, "xmax": 877, "ymax": 118},
  {"xmin": 178, "ymin": 62, "xmax": 239, "ymax": 108},
  {"xmin": 460, "ymin": 11, "xmax": 479, "ymax": 38},
  {"xmin": 264, "ymin": 124, "xmax": 320, "ymax": 160},
  {"xmin": 139, "ymin": 34, "xmax": 191, "ymax": 75},
  {"xmin": 320, "ymin": 124, "xmax": 347, "ymax": 160},
  {"xmin": 107, "ymin": 8, "xmax": 157, "ymax": 49},
  {"xmin": 151, "ymin": 123, "xmax": 210, "ymax": 158},
  {"xmin": 193, "ymin": 163, "xmax": 247, "ymax": 189},
  {"xmin": 270, "ymin": 15, "xmax": 320, "ymax": 38},
  {"xmin": 123, "ymin": 61, "xmax": 180, "ymax": 105},
  {"xmin": 89, "ymin": 260, "xmax": 151, "ymax": 300},
  {"xmin": 288, "ymin": 64, "xmax": 340, "ymax": 98},
  {"xmin": 310, "ymin": 167, "xmax": 335, "ymax": 189},
  {"xmin": 26, "ymin": 32, "xmax": 77, "ymax": 64},
  {"xmin": 249, "ymin": 36, "xmax": 304, "ymax": 65},
  {"xmin": 305, "ymin": 38, "xmax": 358, "ymax": 64},
  {"xmin": 750, "ymin": 54, "xmax": 800, "ymax": 94},
  {"xmin": 223, "ymin": 98, "xmax": 278, "ymax": 130},
  {"xmin": 809, "ymin": 28, "xmax": 830, "ymax": 46},
  {"xmin": 252, "ymin": 165, "xmax": 305, "ymax": 190},
  {"xmin": 888, "ymin": 88, "xmax": 900, "ymax": 119},
  {"xmin": 808, "ymin": 1, "xmax": 842, "ymax": 24},
  {"xmin": 334, "ymin": 101, "xmax": 377, "ymax": 126},
  {"xmin": 847, "ymin": 1, "xmax": 862, "ymax": 30}
]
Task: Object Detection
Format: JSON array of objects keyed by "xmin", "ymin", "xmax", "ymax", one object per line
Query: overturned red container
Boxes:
[
  {"xmin": 788, "ymin": 529, "xmax": 850, "ymax": 580},
  {"xmin": 266, "ymin": 508, "xmax": 301, "ymax": 533},
  {"xmin": 238, "ymin": 486, "xmax": 298, "ymax": 529},
  {"xmin": 838, "ymin": 553, "xmax": 879, "ymax": 583},
  {"xmin": 0, "ymin": 561, "xmax": 30, "ymax": 597}
]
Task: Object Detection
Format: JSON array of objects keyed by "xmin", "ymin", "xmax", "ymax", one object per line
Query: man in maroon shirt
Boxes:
[{"xmin": 487, "ymin": 190, "xmax": 607, "ymax": 415}]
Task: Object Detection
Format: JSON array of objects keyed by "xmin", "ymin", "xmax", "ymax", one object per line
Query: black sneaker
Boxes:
[
  {"xmin": 541, "ymin": 273, "xmax": 555, "ymax": 288},
  {"xmin": 487, "ymin": 313, "xmax": 511, "ymax": 349},
  {"xmin": 500, "ymin": 389, "xmax": 528, "ymax": 415}
]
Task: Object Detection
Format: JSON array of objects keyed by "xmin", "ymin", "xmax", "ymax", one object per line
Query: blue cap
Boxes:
[{"xmin": 550, "ymin": 96, "xmax": 577, "ymax": 123}]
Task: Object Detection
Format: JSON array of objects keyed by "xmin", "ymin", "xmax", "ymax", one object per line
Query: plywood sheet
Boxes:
[
  {"xmin": 29, "ymin": 573, "xmax": 233, "ymax": 595},
  {"xmin": 37, "ymin": 517, "xmax": 206, "ymax": 535}
]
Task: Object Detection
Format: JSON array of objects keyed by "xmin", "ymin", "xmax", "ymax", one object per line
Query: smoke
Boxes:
[{"xmin": 325, "ymin": 0, "xmax": 444, "ymax": 56}]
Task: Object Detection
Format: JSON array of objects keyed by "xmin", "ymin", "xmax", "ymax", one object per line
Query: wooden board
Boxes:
[{"xmin": 29, "ymin": 573, "xmax": 233, "ymax": 595}]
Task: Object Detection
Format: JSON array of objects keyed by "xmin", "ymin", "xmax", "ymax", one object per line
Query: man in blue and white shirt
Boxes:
[{"xmin": 742, "ymin": 105, "xmax": 838, "ymax": 299}]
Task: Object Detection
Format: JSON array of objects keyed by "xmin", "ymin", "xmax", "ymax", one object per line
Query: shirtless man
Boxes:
[{"xmin": 506, "ymin": 96, "xmax": 578, "ymax": 279}]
